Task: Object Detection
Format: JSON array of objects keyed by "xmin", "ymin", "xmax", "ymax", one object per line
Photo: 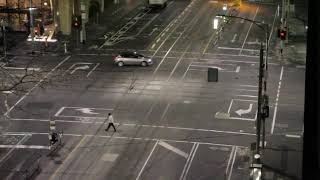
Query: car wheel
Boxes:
[
  {"xmin": 118, "ymin": 61, "xmax": 124, "ymax": 67},
  {"xmin": 141, "ymin": 61, "xmax": 147, "ymax": 67}
]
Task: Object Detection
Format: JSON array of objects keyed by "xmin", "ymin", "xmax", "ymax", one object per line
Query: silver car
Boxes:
[{"xmin": 113, "ymin": 51, "xmax": 153, "ymax": 67}]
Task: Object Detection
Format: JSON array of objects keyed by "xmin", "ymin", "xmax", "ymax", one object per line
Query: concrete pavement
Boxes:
[{"xmin": 0, "ymin": 0, "xmax": 305, "ymax": 179}]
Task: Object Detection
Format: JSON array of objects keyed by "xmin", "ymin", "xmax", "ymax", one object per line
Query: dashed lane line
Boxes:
[{"xmin": 271, "ymin": 66, "xmax": 284, "ymax": 134}]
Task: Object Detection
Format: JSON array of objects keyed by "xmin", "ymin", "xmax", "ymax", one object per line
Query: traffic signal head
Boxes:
[
  {"xmin": 72, "ymin": 16, "xmax": 82, "ymax": 29},
  {"xmin": 280, "ymin": 30, "xmax": 286, "ymax": 40}
]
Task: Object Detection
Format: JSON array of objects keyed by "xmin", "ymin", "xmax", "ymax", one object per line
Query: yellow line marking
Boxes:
[
  {"xmin": 203, "ymin": 31, "xmax": 217, "ymax": 54},
  {"xmin": 49, "ymin": 136, "xmax": 87, "ymax": 180}
]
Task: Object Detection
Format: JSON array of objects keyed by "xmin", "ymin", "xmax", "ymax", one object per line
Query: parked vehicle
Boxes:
[
  {"xmin": 113, "ymin": 51, "xmax": 153, "ymax": 67},
  {"xmin": 148, "ymin": 0, "xmax": 168, "ymax": 8}
]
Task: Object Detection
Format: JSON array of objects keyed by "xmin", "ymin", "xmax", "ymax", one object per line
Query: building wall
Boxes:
[{"xmin": 56, "ymin": 0, "xmax": 103, "ymax": 35}]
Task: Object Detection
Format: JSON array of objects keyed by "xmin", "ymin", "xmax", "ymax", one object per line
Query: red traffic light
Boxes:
[
  {"xmin": 279, "ymin": 30, "xmax": 286, "ymax": 40},
  {"xmin": 72, "ymin": 15, "xmax": 82, "ymax": 29}
]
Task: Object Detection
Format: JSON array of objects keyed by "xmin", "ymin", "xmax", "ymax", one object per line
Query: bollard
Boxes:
[
  {"xmin": 45, "ymin": 37, "xmax": 48, "ymax": 48},
  {"xmin": 64, "ymin": 42, "xmax": 68, "ymax": 54}
]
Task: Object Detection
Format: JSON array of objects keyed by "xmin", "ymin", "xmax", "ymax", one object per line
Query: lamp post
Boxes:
[{"xmin": 216, "ymin": 14, "xmax": 270, "ymax": 159}]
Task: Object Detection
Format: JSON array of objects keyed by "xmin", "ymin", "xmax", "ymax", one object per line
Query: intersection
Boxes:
[{"xmin": 0, "ymin": 0, "xmax": 304, "ymax": 179}]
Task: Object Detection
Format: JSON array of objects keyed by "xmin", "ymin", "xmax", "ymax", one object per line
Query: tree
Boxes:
[{"xmin": 0, "ymin": 57, "xmax": 51, "ymax": 132}]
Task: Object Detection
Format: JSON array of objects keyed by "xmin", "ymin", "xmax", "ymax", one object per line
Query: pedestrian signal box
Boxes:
[{"xmin": 208, "ymin": 68, "xmax": 218, "ymax": 82}]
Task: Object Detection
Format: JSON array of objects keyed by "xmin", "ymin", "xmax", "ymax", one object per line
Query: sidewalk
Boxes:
[
  {"xmin": 274, "ymin": 3, "xmax": 307, "ymax": 66},
  {"xmin": 260, "ymin": 3, "xmax": 306, "ymax": 180}
]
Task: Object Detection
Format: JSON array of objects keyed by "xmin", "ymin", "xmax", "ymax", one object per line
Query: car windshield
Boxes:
[{"xmin": 120, "ymin": 52, "xmax": 144, "ymax": 58}]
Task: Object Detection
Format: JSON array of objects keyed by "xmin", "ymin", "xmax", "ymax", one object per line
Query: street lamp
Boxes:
[{"xmin": 216, "ymin": 14, "xmax": 270, "ymax": 161}]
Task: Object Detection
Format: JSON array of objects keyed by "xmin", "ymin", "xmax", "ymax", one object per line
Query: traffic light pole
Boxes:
[
  {"xmin": 216, "ymin": 14, "xmax": 270, "ymax": 167},
  {"xmin": 1, "ymin": 20, "xmax": 7, "ymax": 60}
]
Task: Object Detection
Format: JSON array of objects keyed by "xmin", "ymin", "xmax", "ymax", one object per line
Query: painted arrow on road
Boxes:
[
  {"xmin": 148, "ymin": 27, "xmax": 158, "ymax": 36},
  {"xmin": 235, "ymin": 103, "xmax": 253, "ymax": 116},
  {"xmin": 75, "ymin": 108, "xmax": 99, "ymax": 115},
  {"xmin": 70, "ymin": 65, "xmax": 90, "ymax": 74}
]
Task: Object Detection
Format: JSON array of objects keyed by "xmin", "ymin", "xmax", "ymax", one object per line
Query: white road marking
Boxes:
[
  {"xmin": 2, "ymin": 67, "xmax": 41, "ymax": 71},
  {"xmin": 268, "ymin": 7, "xmax": 278, "ymax": 46},
  {"xmin": 0, "ymin": 144, "xmax": 50, "ymax": 149},
  {"xmin": 231, "ymin": 34, "xmax": 238, "ymax": 43},
  {"xmin": 285, "ymin": 134, "xmax": 301, "ymax": 138},
  {"xmin": 227, "ymin": 146, "xmax": 238, "ymax": 180},
  {"xmin": 0, "ymin": 135, "xmax": 29, "ymax": 164},
  {"xmin": 218, "ymin": 46, "xmax": 259, "ymax": 52},
  {"xmin": 101, "ymin": 153, "xmax": 119, "ymax": 162},
  {"xmin": 100, "ymin": 10, "xmax": 150, "ymax": 48},
  {"xmin": 271, "ymin": 66, "xmax": 284, "ymax": 134},
  {"xmin": 10, "ymin": 118, "xmax": 256, "ymax": 136},
  {"xmin": 167, "ymin": 44, "xmax": 192, "ymax": 81},
  {"xmin": 190, "ymin": 64, "xmax": 225, "ymax": 70},
  {"xmin": 225, "ymin": 146, "xmax": 236, "ymax": 178},
  {"xmin": 151, "ymin": 44, "xmax": 156, "ymax": 49},
  {"xmin": 136, "ymin": 140, "xmax": 159, "ymax": 180},
  {"xmin": 160, "ymin": 103, "xmax": 170, "ymax": 120},
  {"xmin": 239, "ymin": 7, "xmax": 259, "ymax": 55},
  {"xmin": 75, "ymin": 108, "xmax": 100, "ymax": 114},
  {"xmin": 70, "ymin": 65, "xmax": 90, "ymax": 74},
  {"xmin": 3, "ymin": 55, "xmax": 71, "ymax": 117},
  {"xmin": 156, "ymin": 38, "xmax": 160, "ymax": 43},
  {"xmin": 179, "ymin": 143, "xmax": 196, "ymax": 180},
  {"xmin": 203, "ymin": 29, "xmax": 218, "ymax": 54},
  {"xmin": 137, "ymin": 15, "xmax": 160, "ymax": 36},
  {"xmin": 227, "ymin": 99, "xmax": 234, "ymax": 114},
  {"xmin": 235, "ymin": 104, "xmax": 253, "ymax": 116},
  {"xmin": 87, "ymin": 63, "xmax": 100, "ymax": 77},
  {"xmin": 206, "ymin": 53, "xmax": 260, "ymax": 58},
  {"xmin": 235, "ymin": 89, "xmax": 258, "ymax": 92},
  {"xmin": 236, "ymin": 95, "xmax": 258, "ymax": 98},
  {"xmin": 2, "ymin": 91, "xmax": 13, "ymax": 94},
  {"xmin": 228, "ymin": 117, "xmax": 256, "ymax": 121},
  {"xmin": 181, "ymin": 143, "xmax": 199, "ymax": 180},
  {"xmin": 54, "ymin": 107, "xmax": 66, "ymax": 117},
  {"xmin": 158, "ymin": 141, "xmax": 189, "ymax": 158},
  {"xmin": 5, "ymin": 132, "xmax": 249, "ymax": 148},
  {"xmin": 239, "ymin": 85, "xmax": 258, "ymax": 88},
  {"xmin": 235, "ymin": 66, "xmax": 240, "ymax": 73}
]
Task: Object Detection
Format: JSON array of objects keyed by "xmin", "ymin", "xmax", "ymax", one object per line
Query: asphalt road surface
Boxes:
[{"xmin": 0, "ymin": 0, "xmax": 304, "ymax": 179}]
